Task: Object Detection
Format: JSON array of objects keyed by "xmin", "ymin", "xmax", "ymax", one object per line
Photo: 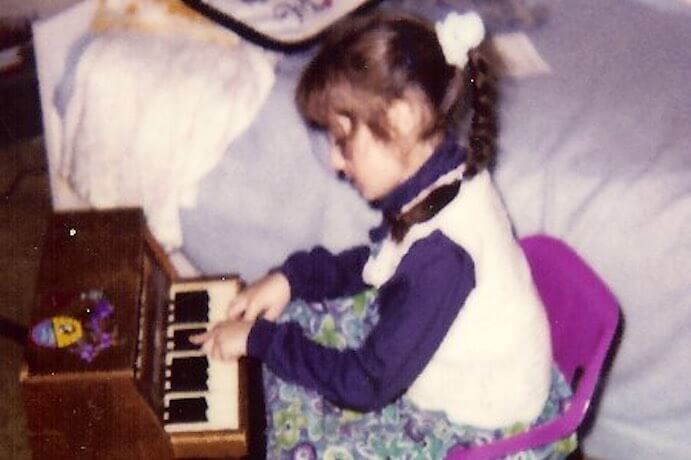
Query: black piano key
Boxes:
[
  {"xmin": 169, "ymin": 356, "xmax": 209, "ymax": 392},
  {"xmin": 172, "ymin": 291, "xmax": 209, "ymax": 323},
  {"xmin": 166, "ymin": 397, "xmax": 208, "ymax": 424},
  {"xmin": 169, "ymin": 327, "xmax": 206, "ymax": 351}
]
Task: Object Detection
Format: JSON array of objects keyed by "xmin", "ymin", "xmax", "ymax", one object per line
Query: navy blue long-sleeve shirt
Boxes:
[{"xmin": 246, "ymin": 139, "xmax": 477, "ymax": 411}]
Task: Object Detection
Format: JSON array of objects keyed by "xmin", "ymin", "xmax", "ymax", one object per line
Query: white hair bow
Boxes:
[{"xmin": 435, "ymin": 11, "xmax": 486, "ymax": 69}]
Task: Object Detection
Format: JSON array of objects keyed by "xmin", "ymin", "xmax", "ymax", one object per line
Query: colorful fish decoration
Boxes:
[{"xmin": 30, "ymin": 289, "xmax": 116, "ymax": 363}]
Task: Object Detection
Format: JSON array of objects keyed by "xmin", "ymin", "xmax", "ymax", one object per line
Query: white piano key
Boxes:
[
  {"xmin": 165, "ymin": 351, "xmax": 236, "ymax": 392},
  {"xmin": 167, "ymin": 322, "xmax": 209, "ymax": 336},
  {"xmin": 170, "ymin": 279, "xmax": 240, "ymax": 323},
  {"xmin": 166, "ymin": 323, "xmax": 208, "ymax": 352},
  {"xmin": 163, "ymin": 393, "xmax": 236, "ymax": 432},
  {"xmin": 165, "ymin": 350, "xmax": 206, "ymax": 364},
  {"xmin": 163, "ymin": 365, "xmax": 239, "ymax": 431},
  {"xmin": 163, "ymin": 278, "xmax": 242, "ymax": 433},
  {"xmin": 205, "ymin": 358, "xmax": 238, "ymax": 392}
]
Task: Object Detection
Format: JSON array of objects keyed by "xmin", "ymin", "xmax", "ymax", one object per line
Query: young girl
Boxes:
[{"xmin": 192, "ymin": 9, "xmax": 572, "ymax": 458}]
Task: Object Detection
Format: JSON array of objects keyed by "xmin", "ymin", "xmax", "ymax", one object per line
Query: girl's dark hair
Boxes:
[{"xmin": 296, "ymin": 10, "xmax": 500, "ymax": 178}]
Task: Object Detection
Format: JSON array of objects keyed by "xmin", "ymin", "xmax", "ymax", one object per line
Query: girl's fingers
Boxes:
[
  {"xmin": 202, "ymin": 339, "xmax": 214, "ymax": 356},
  {"xmin": 227, "ymin": 300, "xmax": 245, "ymax": 319},
  {"xmin": 189, "ymin": 331, "xmax": 211, "ymax": 344},
  {"xmin": 242, "ymin": 309, "xmax": 255, "ymax": 322},
  {"xmin": 264, "ymin": 303, "xmax": 285, "ymax": 321},
  {"xmin": 243, "ymin": 303, "xmax": 265, "ymax": 322},
  {"xmin": 211, "ymin": 337, "xmax": 226, "ymax": 361},
  {"xmin": 188, "ymin": 321, "xmax": 246, "ymax": 361},
  {"xmin": 228, "ymin": 296, "xmax": 255, "ymax": 320}
]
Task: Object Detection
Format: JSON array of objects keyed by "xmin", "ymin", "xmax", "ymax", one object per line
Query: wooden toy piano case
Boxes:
[{"xmin": 20, "ymin": 208, "xmax": 252, "ymax": 459}]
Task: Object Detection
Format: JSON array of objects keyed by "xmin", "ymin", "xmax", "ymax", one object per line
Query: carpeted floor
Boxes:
[
  {"xmin": 1, "ymin": 29, "xmax": 46, "ymax": 456},
  {"xmin": 0, "ymin": 136, "xmax": 49, "ymax": 460}
]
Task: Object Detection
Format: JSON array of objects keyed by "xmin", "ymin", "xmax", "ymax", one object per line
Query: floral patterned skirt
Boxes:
[{"xmin": 263, "ymin": 290, "xmax": 577, "ymax": 459}]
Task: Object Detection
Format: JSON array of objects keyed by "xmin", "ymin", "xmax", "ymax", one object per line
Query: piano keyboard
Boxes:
[{"xmin": 163, "ymin": 280, "xmax": 240, "ymax": 433}]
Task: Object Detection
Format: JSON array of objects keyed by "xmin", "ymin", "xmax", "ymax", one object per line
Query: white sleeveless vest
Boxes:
[{"xmin": 362, "ymin": 169, "xmax": 552, "ymax": 429}]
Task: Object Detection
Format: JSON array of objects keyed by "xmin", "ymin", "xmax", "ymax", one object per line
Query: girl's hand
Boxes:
[
  {"xmin": 227, "ymin": 271, "xmax": 291, "ymax": 322},
  {"xmin": 189, "ymin": 320, "xmax": 253, "ymax": 362}
]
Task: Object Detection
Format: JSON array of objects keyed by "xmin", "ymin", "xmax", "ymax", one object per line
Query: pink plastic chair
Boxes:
[{"xmin": 446, "ymin": 235, "xmax": 620, "ymax": 460}]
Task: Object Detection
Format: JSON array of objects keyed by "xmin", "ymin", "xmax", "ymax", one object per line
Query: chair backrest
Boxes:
[{"xmin": 447, "ymin": 235, "xmax": 619, "ymax": 460}]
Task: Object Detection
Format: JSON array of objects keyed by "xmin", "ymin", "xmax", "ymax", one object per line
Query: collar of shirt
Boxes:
[{"xmin": 369, "ymin": 137, "xmax": 466, "ymax": 242}]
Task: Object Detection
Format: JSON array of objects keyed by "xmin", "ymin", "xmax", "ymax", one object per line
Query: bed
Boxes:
[{"xmin": 33, "ymin": 0, "xmax": 691, "ymax": 458}]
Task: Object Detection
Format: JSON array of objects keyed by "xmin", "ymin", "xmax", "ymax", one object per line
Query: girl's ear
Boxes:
[
  {"xmin": 387, "ymin": 96, "xmax": 418, "ymax": 136},
  {"xmin": 386, "ymin": 89, "xmax": 432, "ymax": 141}
]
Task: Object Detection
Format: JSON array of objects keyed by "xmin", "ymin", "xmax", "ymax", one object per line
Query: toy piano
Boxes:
[{"xmin": 20, "ymin": 208, "xmax": 262, "ymax": 459}]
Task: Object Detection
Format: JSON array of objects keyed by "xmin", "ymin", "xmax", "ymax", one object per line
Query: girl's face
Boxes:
[{"xmin": 327, "ymin": 114, "xmax": 410, "ymax": 202}]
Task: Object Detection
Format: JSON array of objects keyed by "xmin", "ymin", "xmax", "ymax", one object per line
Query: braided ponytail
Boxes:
[{"xmin": 463, "ymin": 48, "xmax": 499, "ymax": 178}]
